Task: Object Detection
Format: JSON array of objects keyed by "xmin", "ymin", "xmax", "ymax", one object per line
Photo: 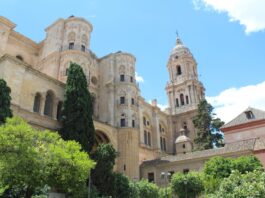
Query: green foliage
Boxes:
[
  {"xmin": 60, "ymin": 62, "xmax": 95, "ymax": 152},
  {"xmin": 158, "ymin": 187, "xmax": 172, "ymax": 198},
  {"xmin": 135, "ymin": 179, "xmax": 159, "ymax": 198},
  {"xmin": 193, "ymin": 99, "xmax": 224, "ymax": 150},
  {"xmin": 91, "ymin": 143, "xmax": 118, "ymax": 196},
  {"xmin": 208, "ymin": 170, "xmax": 265, "ymax": 198},
  {"xmin": 203, "ymin": 156, "xmax": 233, "ymax": 179},
  {"xmin": 203, "ymin": 155, "xmax": 263, "ymax": 194},
  {"xmin": 111, "ymin": 172, "xmax": 131, "ymax": 198},
  {"xmin": 128, "ymin": 181, "xmax": 140, "ymax": 198},
  {"xmin": 0, "ymin": 79, "xmax": 12, "ymax": 125},
  {"xmin": 0, "ymin": 117, "xmax": 95, "ymax": 197},
  {"xmin": 171, "ymin": 171, "xmax": 204, "ymax": 198},
  {"xmin": 233, "ymin": 155, "xmax": 263, "ymax": 174}
]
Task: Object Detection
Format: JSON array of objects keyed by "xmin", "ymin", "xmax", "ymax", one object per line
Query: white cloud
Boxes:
[
  {"xmin": 157, "ymin": 104, "xmax": 168, "ymax": 111},
  {"xmin": 207, "ymin": 81, "xmax": 265, "ymax": 123},
  {"xmin": 193, "ymin": 0, "xmax": 265, "ymax": 33},
  {"xmin": 148, "ymin": 100, "xmax": 168, "ymax": 111},
  {"xmin": 135, "ymin": 72, "xmax": 144, "ymax": 83}
]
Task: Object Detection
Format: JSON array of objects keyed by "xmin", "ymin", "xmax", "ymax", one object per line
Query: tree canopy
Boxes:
[
  {"xmin": 91, "ymin": 143, "xmax": 118, "ymax": 196},
  {"xmin": 60, "ymin": 62, "xmax": 95, "ymax": 152},
  {"xmin": 171, "ymin": 171, "xmax": 204, "ymax": 198},
  {"xmin": 135, "ymin": 179, "xmax": 159, "ymax": 198},
  {"xmin": 202, "ymin": 156, "xmax": 263, "ymax": 194},
  {"xmin": 208, "ymin": 170, "xmax": 265, "ymax": 198},
  {"xmin": 193, "ymin": 99, "xmax": 224, "ymax": 150},
  {"xmin": 0, "ymin": 117, "xmax": 95, "ymax": 198},
  {"xmin": 0, "ymin": 79, "xmax": 12, "ymax": 125}
]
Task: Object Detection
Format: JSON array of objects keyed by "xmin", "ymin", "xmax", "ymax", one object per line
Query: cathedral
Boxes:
[{"xmin": 1, "ymin": 16, "xmax": 264, "ymax": 186}]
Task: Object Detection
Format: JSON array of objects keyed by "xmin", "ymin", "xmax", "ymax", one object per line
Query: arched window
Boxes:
[
  {"xmin": 180, "ymin": 94, "xmax": 185, "ymax": 106},
  {"xmin": 132, "ymin": 120, "xmax": 135, "ymax": 128},
  {"xmin": 44, "ymin": 91, "xmax": 54, "ymax": 117},
  {"xmin": 33, "ymin": 93, "xmax": 41, "ymax": 113},
  {"xmin": 186, "ymin": 95, "xmax": 189, "ymax": 104},
  {"xmin": 68, "ymin": 32, "xmax": 76, "ymax": 50},
  {"xmin": 69, "ymin": 42, "xmax": 74, "ymax": 50},
  {"xmin": 176, "ymin": 98, "xmax": 179, "ymax": 107},
  {"xmin": 143, "ymin": 117, "xmax": 146, "ymax": 126},
  {"xmin": 177, "ymin": 65, "xmax": 182, "ymax": 75},
  {"xmin": 120, "ymin": 113, "xmax": 126, "ymax": 127},
  {"xmin": 56, "ymin": 101, "xmax": 63, "ymax": 120},
  {"xmin": 81, "ymin": 45, "xmax": 86, "ymax": 52},
  {"xmin": 16, "ymin": 55, "xmax": 23, "ymax": 61}
]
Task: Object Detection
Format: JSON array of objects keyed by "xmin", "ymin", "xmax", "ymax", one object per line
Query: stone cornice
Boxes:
[
  {"xmin": 45, "ymin": 18, "xmax": 65, "ymax": 31},
  {"xmin": 0, "ymin": 16, "xmax": 16, "ymax": 29},
  {"xmin": 10, "ymin": 31, "xmax": 40, "ymax": 50},
  {"xmin": 0, "ymin": 54, "xmax": 65, "ymax": 88},
  {"xmin": 65, "ymin": 17, "xmax": 93, "ymax": 32},
  {"xmin": 99, "ymin": 51, "xmax": 136, "ymax": 62}
]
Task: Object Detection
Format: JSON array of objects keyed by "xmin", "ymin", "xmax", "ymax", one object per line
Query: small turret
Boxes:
[{"xmin": 175, "ymin": 128, "xmax": 193, "ymax": 154}]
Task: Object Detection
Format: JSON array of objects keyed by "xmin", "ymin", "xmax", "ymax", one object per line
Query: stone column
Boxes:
[
  {"xmin": 39, "ymin": 93, "xmax": 46, "ymax": 115},
  {"xmin": 53, "ymin": 98, "xmax": 60, "ymax": 119}
]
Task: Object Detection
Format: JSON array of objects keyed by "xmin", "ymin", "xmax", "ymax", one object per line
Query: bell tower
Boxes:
[{"xmin": 166, "ymin": 36, "xmax": 205, "ymax": 115}]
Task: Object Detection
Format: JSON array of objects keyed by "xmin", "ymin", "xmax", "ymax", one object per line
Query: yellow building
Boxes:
[{"xmin": 1, "ymin": 15, "xmax": 233, "ymax": 182}]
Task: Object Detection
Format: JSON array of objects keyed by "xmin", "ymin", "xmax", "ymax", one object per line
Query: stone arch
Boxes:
[
  {"xmin": 68, "ymin": 32, "xmax": 76, "ymax": 42},
  {"xmin": 159, "ymin": 120, "xmax": 167, "ymax": 134},
  {"xmin": 33, "ymin": 92, "xmax": 41, "ymax": 113},
  {"xmin": 94, "ymin": 122, "xmax": 118, "ymax": 151},
  {"xmin": 129, "ymin": 67, "xmax": 134, "ymax": 75},
  {"xmin": 95, "ymin": 130, "xmax": 110, "ymax": 145},
  {"xmin": 44, "ymin": 90, "xmax": 55, "ymax": 117},
  {"xmin": 81, "ymin": 34, "xmax": 88, "ymax": 45},
  {"xmin": 119, "ymin": 65, "xmax": 125, "ymax": 74},
  {"xmin": 118, "ymin": 90, "xmax": 127, "ymax": 96},
  {"xmin": 142, "ymin": 112, "xmax": 152, "ymax": 128}
]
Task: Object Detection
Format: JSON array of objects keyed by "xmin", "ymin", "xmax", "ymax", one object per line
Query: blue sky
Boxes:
[{"xmin": 1, "ymin": 0, "xmax": 265, "ymax": 122}]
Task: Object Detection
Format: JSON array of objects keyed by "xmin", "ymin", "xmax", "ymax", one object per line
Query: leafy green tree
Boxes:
[
  {"xmin": 91, "ymin": 143, "xmax": 118, "ymax": 196},
  {"xmin": 233, "ymin": 155, "xmax": 262, "ymax": 174},
  {"xmin": 0, "ymin": 117, "xmax": 95, "ymax": 198},
  {"xmin": 203, "ymin": 156, "xmax": 233, "ymax": 179},
  {"xmin": 128, "ymin": 181, "xmax": 140, "ymax": 198},
  {"xmin": 207, "ymin": 170, "xmax": 265, "ymax": 198},
  {"xmin": 158, "ymin": 187, "xmax": 172, "ymax": 198},
  {"xmin": 193, "ymin": 99, "xmax": 224, "ymax": 150},
  {"xmin": 203, "ymin": 156, "xmax": 262, "ymax": 194},
  {"xmin": 60, "ymin": 62, "xmax": 95, "ymax": 152},
  {"xmin": 171, "ymin": 172, "xmax": 204, "ymax": 198},
  {"xmin": 112, "ymin": 172, "xmax": 130, "ymax": 198},
  {"xmin": 0, "ymin": 79, "xmax": 12, "ymax": 125},
  {"xmin": 136, "ymin": 179, "xmax": 159, "ymax": 198}
]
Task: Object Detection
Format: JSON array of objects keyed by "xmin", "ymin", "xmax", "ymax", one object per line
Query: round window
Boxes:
[{"xmin": 91, "ymin": 76, "xmax": 97, "ymax": 85}]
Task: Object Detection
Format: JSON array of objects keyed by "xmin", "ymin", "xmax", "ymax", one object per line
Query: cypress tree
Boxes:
[
  {"xmin": 0, "ymin": 79, "xmax": 12, "ymax": 125},
  {"xmin": 60, "ymin": 63, "xmax": 95, "ymax": 152},
  {"xmin": 193, "ymin": 99, "xmax": 224, "ymax": 150}
]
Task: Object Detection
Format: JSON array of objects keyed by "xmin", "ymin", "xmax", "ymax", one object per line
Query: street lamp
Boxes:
[
  {"xmin": 161, "ymin": 172, "xmax": 171, "ymax": 198},
  {"xmin": 183, "ymin": 178, "xmax": 188, "ymax": 198}
]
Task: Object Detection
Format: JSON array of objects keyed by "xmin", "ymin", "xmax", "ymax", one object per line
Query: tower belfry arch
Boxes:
[{"xmin": 166, "ymin": 36, "xmax": 205, "ymax": 150}]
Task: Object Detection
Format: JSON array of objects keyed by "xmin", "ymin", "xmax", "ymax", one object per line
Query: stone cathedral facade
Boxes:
[{"xmin": 0, "ymin": 16, "xmax": 205, "ymax": 181}]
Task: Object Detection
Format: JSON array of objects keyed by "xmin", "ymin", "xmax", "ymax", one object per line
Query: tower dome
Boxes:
[
  {"xmin": 175, "ymin": 128, "xmax": 193, "ymax": 154},
  {"xmin": 171, "ymin": 36, "xmax": 191, "ymax": 57},
  {"xmin": 175, "ymin": 128, "xmax": 191, "ymax": 144}
]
